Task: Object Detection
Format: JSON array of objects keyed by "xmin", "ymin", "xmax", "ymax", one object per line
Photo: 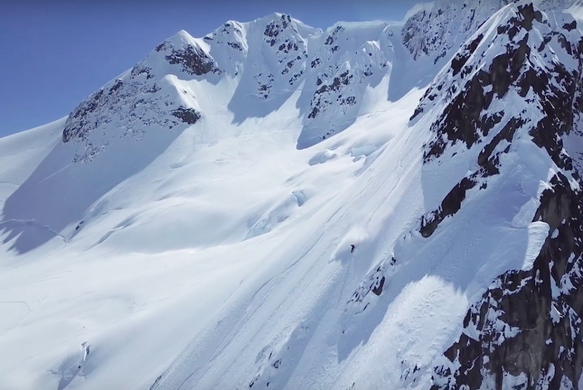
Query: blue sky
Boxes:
[{"xmin": 0, "ymin": 0, "xmax": 416, "ymax": 136}]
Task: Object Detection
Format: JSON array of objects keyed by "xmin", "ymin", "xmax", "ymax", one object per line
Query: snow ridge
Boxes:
[{"xmin": 413, "ymin": 3, "xmax": 583, "ymax": 388}]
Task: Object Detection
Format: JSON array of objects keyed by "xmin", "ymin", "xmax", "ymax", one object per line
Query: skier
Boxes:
[{"xmin": 350, "ymin": 244, "xmax": 355, "ymax": 253}]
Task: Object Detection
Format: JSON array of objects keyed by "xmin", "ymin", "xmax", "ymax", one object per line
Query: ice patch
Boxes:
[
  {"xmin": 292, "ymin": 190, "xmax": 307, "ymax": 206},
  {"xmin": 511, "ymin": 197, "xmax": 540, "ymax": 228},
  {"xmin": 308, "ymin": 150, "xmax": 338, "ymax": 165},
  {"xmin": 522, "ymin": 221, "xmax": 550, "ymax": 271},
  {"xmin": 349, "ymin": 144, "xmax": 379, "ymax": 158},
  {"xmin": 246, "ymin": 194, "xmax": 301, "ymax": 239}
]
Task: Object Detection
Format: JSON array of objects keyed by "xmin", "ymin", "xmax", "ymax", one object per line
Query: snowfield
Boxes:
[{"xmin": 2, "ymin": 1, "xmax": 583, "ymax": 389}]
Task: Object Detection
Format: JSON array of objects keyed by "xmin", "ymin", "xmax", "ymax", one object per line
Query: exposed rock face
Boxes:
[
  {"xmin": 417, "ymin": 2, "xmax": 582, "ymax": 234},
  {"xmin": 161, "ymin": 42, "xmax": 222, "ymax": 76},
  {"xmin": 432, "ymin": 172, "xmax": 583, "ymax": 390},
  {"xmin": 253, "ymin": 13, "xmax": 309, "ymax": 99},
  {"xmin": 204, "ymin": 21, "xmax": 247, "ymax": 51},
  {"xmin": 62, "ymin": 64, "xmax": 201, "ymax": 163},
  {"xmin": 422, "ymin": 4, "xmax": 583, "ymax": 388},
  {"xmin": 171, "ymin": 107, "xmax": 202, "ymax": 124},
  {"xmin": 419, "ymin": 3, "xmax": 546, "ymax": 162},
  {"xmin": 347, "ymin": 264, "xmax": 388, "ymax": 311},
  {"xmin": 402, "ymin": 0, "xmax": 512, "ymax": 63},
  {"xmin": 401, "ymin": 0, "xmax": 574, "ymax": 65},
  {"xmin": 62, "ymin": 33, "xmax": 205, "ymax": 163},
  {"xmin": 298, "ymin": 23, "xmax": 395, "ymax": 148},
  {"xmin": 307, "ymin": 35, "xmax": 389, "ymax": 124},
  {"xmin": 308, "ymin": 70, "xmax": 354, "ymax": 120},
  {"xmin": 60, "ymin": 0, "xmax": 583, "ymax": 164},
  {"xmin": 154, "ymin": 30, "xmax": 222, "ymax": 76}
]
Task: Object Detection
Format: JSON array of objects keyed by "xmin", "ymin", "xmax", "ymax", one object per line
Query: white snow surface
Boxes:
[{"xmin": 0, "ymin": 2, "xmax": 580, "ymax": 389}]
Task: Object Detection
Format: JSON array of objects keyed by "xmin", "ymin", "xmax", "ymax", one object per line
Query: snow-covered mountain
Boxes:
[{"xmin": 1, "ymin": 1, "xmax": 583, "ymax": 389}]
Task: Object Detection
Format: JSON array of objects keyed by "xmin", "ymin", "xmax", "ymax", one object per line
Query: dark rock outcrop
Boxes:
[
  {"xmin": 451, "ymin": 34, "xmax": 484, "ymax": 77},
  {"xmin": 417, "ymin": 1, "xmax": 583, "ymax": 244},
  {"xmin": 402, "ymin": 1, "xmax": 511, "ymax": 62},
  {"xmin": 429, "ymin": 4, "xmax": 583, "ymax": 388},
  {"xmin": 62, "ymin": 65, "xmax": 164, "ymax": 146},
  {"xmin": 308, "ymin": 70, "xmax": 353, "ymax": 119},
  {"xmin": 432, "ymin": 173, "xmax": 583, "ymax": 389},
  {"xmin": 420, "ymin": 177, "xmax": 477, "ymax": 238},
  {"xmin": 253, "ymin": 14, "xmax": 308, "ymax": 98},
  {"xmin": 61, "ymin": 58, "xmax": 202, "ymax": 163},
  {"xmin": 347, "ymin": 264, "xmax": 388, "ymax": 312},
  {"xmin": 171, "ymin": 107, "xmax": 202, "ymax": 124},
  {"xmin": 163, "ymin": 43, "xmax": 222, "ymax": 76},
  {"xmin": 264, "ymin": 14, "xmax": 292, "ymax": 43}
]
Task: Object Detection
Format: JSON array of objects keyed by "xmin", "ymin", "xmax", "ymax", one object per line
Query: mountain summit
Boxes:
[{"xmin": 1, "ymin": 1, "xmax": 583, "ymax": 389}]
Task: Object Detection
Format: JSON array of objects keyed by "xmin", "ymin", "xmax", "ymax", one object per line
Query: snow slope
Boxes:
[
  {"xmin": 1, "ymin": 1, "xmax": 583, "ymax": 390},
  {"xmin": 0, "ymin": 118, "xmax": 64, "ymax": 204}
]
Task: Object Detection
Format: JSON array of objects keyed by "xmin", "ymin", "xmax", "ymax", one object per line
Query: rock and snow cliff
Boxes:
[
  {"xmin": 422, "ymin": 3, "xmax": 583, "ymax": 388},
  {"xmin": 1, "ymin": 1, "xmax": 583, "ymax": 390}
]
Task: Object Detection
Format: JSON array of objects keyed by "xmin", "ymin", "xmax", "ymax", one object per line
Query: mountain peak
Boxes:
[
  {"xmin": 5, "ymin": 3, "xmax": 583, "ymax": 389},
  {"xmin": 168, "ymin": 29, "xmax": 194, "ymax": 42},
  {"xmin": 260, "ymin": 11, "xmax": 292, "ymax": 22}
]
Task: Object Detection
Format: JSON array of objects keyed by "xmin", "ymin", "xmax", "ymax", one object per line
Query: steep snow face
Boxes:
[
  {"xmin": 0, "ymin": 31, "xmax": 217, "ymax": 254},
  {"xmin": 3, "ymin": 2, "xmax": 583, "ymax": 390},
  {"xmin": 13, "ymin": 13, "xmax": 409, "ymax": 253},
  {"xmin": 409, "ymin": 3, "xmax": 583, "ymax": 388},
  {"xmin": 219, "ymin": 13, "xmax": 313, "ymax": 103},
  {"xmin": 257, "ymin": 14, "xmax": 310, "ymax": 95},
  {"xmin": 203, "ymin": 20, "xmax": 248, "ymax": 75},
  {"xmin": 62, "ymin": 30, "xmax": 214, "ymax": 163},
  {"xmin": 0, "ymin": 118, "xmax": 64, "ymax": 205},
  {"xmin": 298, "ymin": 22, "xmax": 397, "ymax": 148}
]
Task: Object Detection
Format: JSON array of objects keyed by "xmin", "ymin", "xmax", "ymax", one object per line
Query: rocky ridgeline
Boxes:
[
  {"xmin": 156, "ymin": 34, "xmax": 222, "ymax": 77},
  {"xmin": 61, "ymin": 62, "xmax": 201, "ymax": 163},
  {"xmin": 253, "ymin": 14, "xmax": 309, "ymax": 99},
  {"xmin": 61, "ymin": 15, "xmax": 401, "ymax": 155},
  {"xmin": 413, "ymin": 3, "xmax": 583, "ymax": 388},
  {"xmin": 299, "ymin": 23, "xmax": 395, "ymax": 147},
  {"xmin": 401, "ymin": 0, "xmax": 577, "ymax": 65},
  {"xmin": 60, "ymin": 0, "xmax": 582, "ymax": 161},
  {"xmin": 61, "ymin": 31, "xmax": 215, "ymax": 163},
  {"xmin": 415, "ymin": 3, "xmax": 583, "ymax": 239},
  {"xmin": 307, "ymin": 25, "xmax": 391, "ymax": 123},
  {"xmin": 402, "ymin": 0, "xmax": 512, "ymax": 63}
]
